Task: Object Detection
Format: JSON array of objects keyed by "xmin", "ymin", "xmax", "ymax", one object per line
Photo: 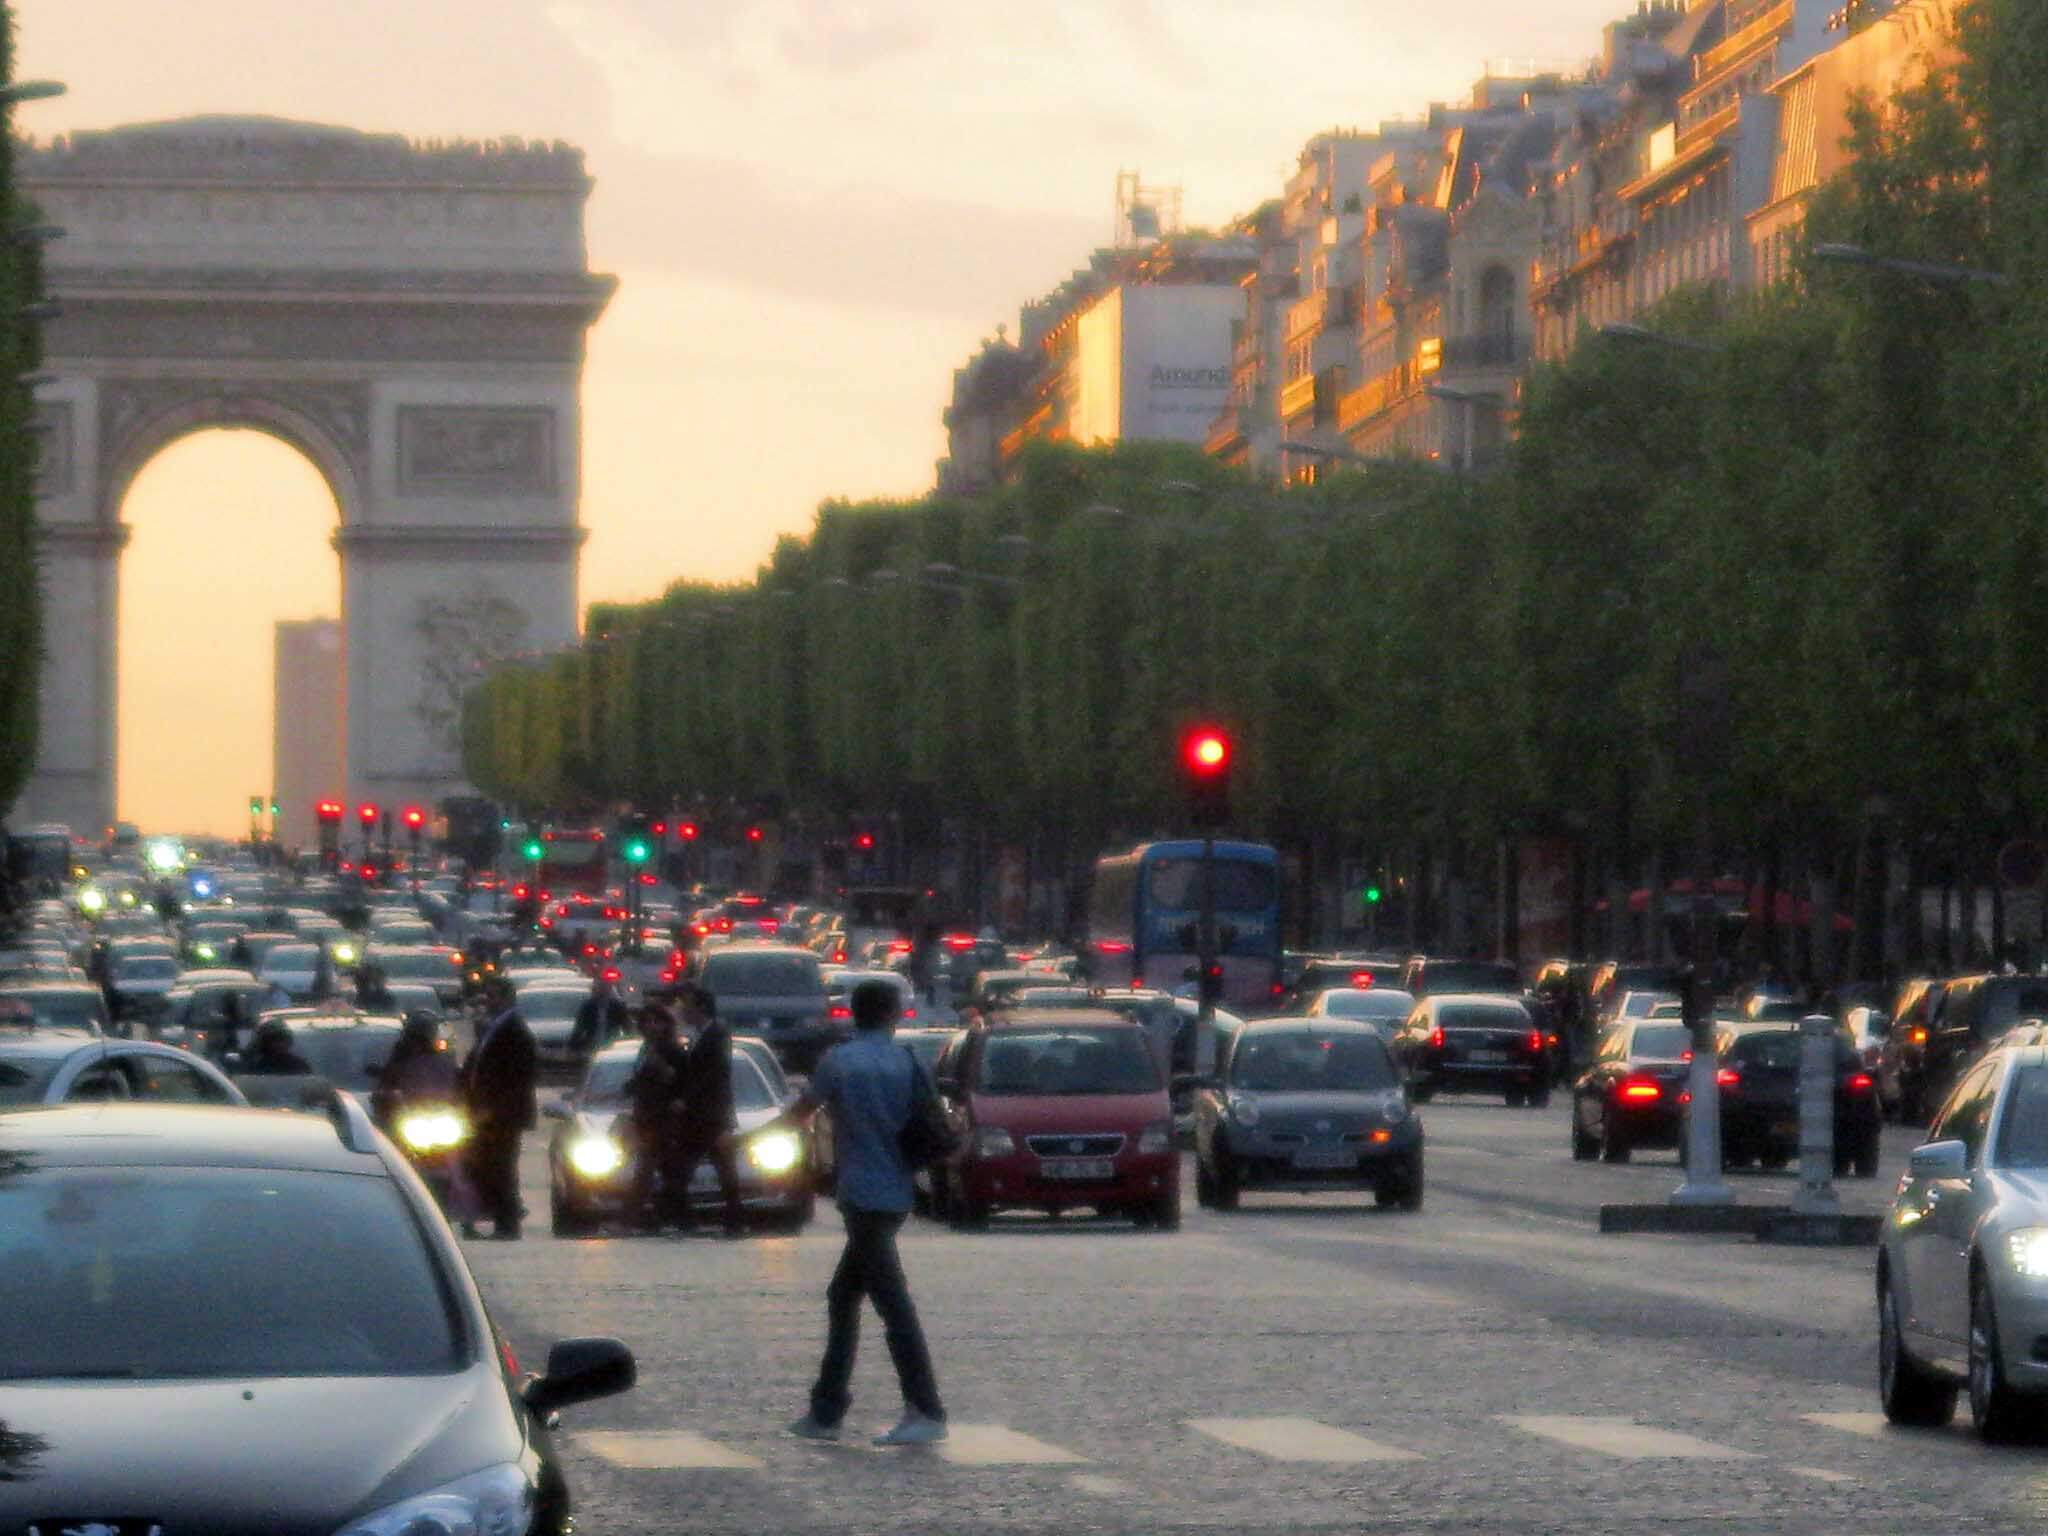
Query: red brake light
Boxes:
[
  {"xmin": 943, "ymin": 934, "xmax": 976, "ymax": 952},
  {"xmin": 601, "ymin": 967, "xmax": 621, "ymax": 983},
  {"xmin": 1908, "ymin": 1026, "xmax": 1928, "ymax": 1045},
  {"xmin": 1847, "ymin": 1072, "xmax": 1874, "ymax": 1093},
  {"xmin": 1619, "ymin": 1079, "xmax": 1661, "ymax": 1102},
  {"xmin": 1526, "ymin": 1030, "xmax": 1544, "ymax": 1054},
  {"xmin": 1716, "ymin": 1068, "xmax": 1740, "ymax": 1087},
  {"xmin": 1272, "ymin": 982, "xmax": 1286, "ymax": 996},
  {"xmin": 832, "ymin": 949, "xmax": 847, "ymax": 963},
  {"xmin": 829, "ymin": 1005, "xmax": 853, "ymax": 1020},
  {"xmin": 1351, "ymin": 970, "xmax": 1375, "ymax": 988},
  {"xmin": 904, "ymin": 1008, "xmax": 917, "ymax": 1021},
  {"xmin": 1096, "ymin": 940, "xmax": 1132, "ymax": 955},
  {"xmin": 1428, "ymin": 1025, "xmax": 1445, "ymax": 1050}
]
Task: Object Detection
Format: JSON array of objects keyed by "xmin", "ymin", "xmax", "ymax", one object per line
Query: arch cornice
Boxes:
[{"xmin": 96, "ymin": 377, "xmax": 370, "ymax": 525}]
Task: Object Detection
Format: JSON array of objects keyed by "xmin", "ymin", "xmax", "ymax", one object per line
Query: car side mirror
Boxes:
[
  {"xmin": 522, "ymin": 1336, "xmax": 636, "ymax": 1414},
  {"xmin": 1909, "ymin": 1139, "xmax": 1968, "ymax": 1181}
]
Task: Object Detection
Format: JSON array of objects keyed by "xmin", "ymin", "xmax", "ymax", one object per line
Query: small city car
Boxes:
[
  {"xmin": 1392, "ymin": 993, "xmax": 1550, "ymax": 1106},
  {"xmin": 545, "ymin": 1037, "xmax": 815, "ymax": 1235},
  {"xmin": 939, "ymin": 1007, "xmax": 1179, "ymax": 1229},
  {"xmin": 1695, "ymin": 1023, "xmax": 1881, "ymax": 1176},
  {"xmin": 1879, "ymin": 1029, "xmax": 2048, "ymax": 1439},
  {"xmin": 1570, "ymin": 1020, "xmax": 1695, "ymax": 1162},
  {"xmin": 0, "ymin": 1101, "xmax": 635, "ymax": 1534},
  {"xmin": 1190, "ymin": 1017, "xmax": 1422, "ymax": 1210}
]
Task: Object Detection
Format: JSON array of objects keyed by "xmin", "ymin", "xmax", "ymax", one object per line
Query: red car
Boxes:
[{"xmin": 939, "ymin": 1008, "xmax": 1180, "ymax": 1230}]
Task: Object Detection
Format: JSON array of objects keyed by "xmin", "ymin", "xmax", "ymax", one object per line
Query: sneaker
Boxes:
[
  {"xmin": 874, "ymin": 1412, "xmax": 948, "ymax": 1447},
  {"xmin": 787, "ymin": 1414, "xmax": 842, "ymax": 1442}
]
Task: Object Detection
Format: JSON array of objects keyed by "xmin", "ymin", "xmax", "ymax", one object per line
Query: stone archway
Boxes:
[{"xmin": 18, "ymin": 116, "xmax": 615, "ymax": 835}]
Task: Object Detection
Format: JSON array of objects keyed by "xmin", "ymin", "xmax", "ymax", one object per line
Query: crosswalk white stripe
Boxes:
[
  {"xmin": 577, "ymin": 1430, "xmax": 765, "ymax": 1470},
  {"xmin": 1188, "ymin": 1416, "xmax": 1421, "ymax": 1463},
  {"xmin": 1801, "ymin": 1411, "xmax": 1891, "ymax": 1439},
  {"xmin": 937, "ymin": 1425, "xmax": 1089, "ymax": 1466},
  {"xmin": 1502, "ymin": 1416, "xmax": 1755, "ymax": 1460},
  {"xmin": 1788, "ymin": 1465, "xmax": 1857, "ymax": 1484}
]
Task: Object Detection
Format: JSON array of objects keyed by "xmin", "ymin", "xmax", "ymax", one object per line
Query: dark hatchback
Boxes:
[
  {"xmin": 0, "ymin": 1102, "xmax": 634, "ymax": 1536},
  {"xmin": 1392, "ymin": 994, "xmax": 1550, "ymax": 1106},
  {"xmin": 1571, "ymin": 1020, "xmax": 1695, "ymax": 1162},
  {"xmin": 1701, "ymin": 1024, "xmax": 1882, "ymax": 1176}
]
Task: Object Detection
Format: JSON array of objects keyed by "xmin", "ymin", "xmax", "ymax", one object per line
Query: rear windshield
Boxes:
[
  {"xmin": 0, "ymin": 1051, "xmax": 60, "ymax": 1106},
  {"xmin": 264, "ymin": 946, "xmax": 320, "ymax": 969},
  {"xmin": 1145, "ymin": 859, "xmax": 1277, "ymax": 911},
  {"xmin": 1316, "ymin": 989, "xmax": 1412, "ymax": 1020},
  {"xmin": 975, "ymin": 1028, "xmax": 1162, "ymax": 1096},
  {"xmin": 1727, "ymin": 1031, "xmax": 1856, "ymax": 1071},
  {"xmin": 373, "ymin": 952, "xmax": 451, "ymax": 980},
  {"xmin": 703, "ymin": 953, "xmax": 822, "ymax": 997},
  {"xmin": 1420, "ymin": 962, "xmax": 1520, "ymax": 994},
  {"xmin": 1438, "ymin": 1003, "xmax": 1528, "ymax": 1031},
  {"xmin": 0, "ymin": 1166, "xmax": 464, "ymax": 1380},
  {"xmin": 116, "ymin": 957, "xmax": 179, "ymax": 980},
  {"xmin": 1983, "ymin": 982, "xmax": 2048, "ymax": 1033},
  {"xmin": 1631, "ymin": 1025, "xmax": 1693, "ymax": 1061},
  {"xmin": 290, "ymin": 1028, "xmax": 399, "ymax": 1090},
  {"xmin": 1232, "ymin": 1031, "xmax": 1397, "ymax": 1093}
]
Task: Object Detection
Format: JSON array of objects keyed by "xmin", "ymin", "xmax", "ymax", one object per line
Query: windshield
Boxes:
[
  {"xmin": 974, "ymin": 1028, "xmax": 1161, "ymax": 1096},
  {"xmin": 584, "ymin": 1051, "xmax": 774, "ymax": 1111},
  {"xmin": 703, "ymin": 953, "xmax": 822, "ymax": 997},
  {"xmin": 373, "ymin": 952, "xmax": 451, "ymax": 980},
  {"xmin": 1632, "ymin": 1025, "xmax": 1694, "ymax": 1061},
  {"xmin": 1997, "ymin": 1066, "xmax": 2048, "ymax": 1168},
  {"xmin": 1984, "ymin": 983, "xmax": 2048, "ymax": 1032},
  {"xmin": 1232, "ymin": 1030, "xmax": 1397, "ymax": 1092},
  {"xmin": 1315, "ymin": 989, "xmax": 1411, "ymax": 1020},
  {"xmin": 0, "ymin": 992, "xmax": 101, "ymax": 1031},
  {"xmin": 0, "ymin": 1052, "xmax": 59, "ymax": 1106},
  {"xmin": 519, "ymin": 989, "xmax": 585, "ymax": 1021},
  {"xmin": 1145, "ymin": 858, "xmax": 1276, "ymax": 911},
  {"xmin": 0, "ymin": 1166, "xmax": 463, "ymax": 1379}
]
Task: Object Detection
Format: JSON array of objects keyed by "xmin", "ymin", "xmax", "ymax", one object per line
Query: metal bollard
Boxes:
[{"xmin": 1792, "ymin": 1014, "xmax": 1839, "ymax": 1216}]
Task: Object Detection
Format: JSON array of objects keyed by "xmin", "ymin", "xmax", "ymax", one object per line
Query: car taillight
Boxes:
[
  {"xmin": 1526, "ymin": 1030, "xmax": 1544, "ymax": 1054},
  {"xmin": 1619, "ymin": 1079, "xmax": 1660, "ymax": 1102},
  {"xmin": 1908, "ymin": 1026, "xmax": 1928, "ymax": 1045},
  {"xmin": 1846, "ymin": 1072, "xmax": 1874, "ymax": 1093},
  {"xmin": 1715, "ymin": 1068, "xmax": 1740, "ymax": 1088},
  {"xmin": 829, "ymin": 1005, "xmax": 852, "ymax": 1020},
  {"xmin": 1350, "ymin": 971, "xmax": 1375, "ymax": 988},
  {"xmin": 904, "ymin": 1007, "xmax": 918, "ymax": 1020},
  {"xmin": 832, "ymin": 950, "xmax": 847, "ymax": 963},
  {"xmin": 1272, "ymin": 982, "xmax": 1286, "ymax": 996},
  {"xmin": 1428, "ymin": 1026, "xmax": 1445, "ymax": 1050}
]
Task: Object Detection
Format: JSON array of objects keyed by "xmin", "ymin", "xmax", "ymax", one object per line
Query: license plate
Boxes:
[
  {"xmin": 1293, "ymin": 1148, "xmax": 1356, "ymax": 1170},
  {"xmin": 1467, "ymin": 1050, "xmax": 1506, "ymax": 1063},
  {"xmin": 1040, "ymin": 1157, "xmax": 1115, "ymax": 1180}
]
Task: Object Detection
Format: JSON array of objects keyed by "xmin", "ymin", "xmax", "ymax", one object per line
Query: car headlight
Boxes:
[
  {"xmin": 1383, "ymin": 1098, "xmax": 1409, "ymax": 1124},
  {"xmin": 397, "ymin": 1110, "xmax": 467, "ymax": 1152},
  {"xmin": 975, "ymin": 1126, "xmax": 1015, "ymax": 1158},
  {"xmin": 569, "ymin": 1136, "xmax": 625, "ymax": 1178},
  {"xmin": 1137, "ymin": 1119, "xmax": 1172, "ymax": 1155},
  {"xmin": 333, "ymin": 1460, "xmax": 533, "ymax": 1536},
  {"xmin": 747, "ymin": 1131, "xmax": 802, "ymax": 1174},
  {"xmin": 1229, "ymin": 1096, "xmax": 1261, "ymax": 1129},
  {"xmin": 2007, "ymin": 1228, "xmax": 2048, "ymax": 1279}
]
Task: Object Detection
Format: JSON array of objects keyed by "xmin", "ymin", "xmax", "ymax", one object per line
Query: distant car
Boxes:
[
  {"xmin": 824, "ymin": 967, "xmax": 921, "ymax": 1030},
  {"xmin": 1695, "ymin": 1024, "xmax": 1880, "ymax": 1176},
  {"xmin": 1190, "ymin": 1018, "xmax": 1422, "ymax": 1211},
  {"xmin": 0, "ymin": 1101, "xmax": 635, "ymax": 1532},
  {"xmin": 0, "ymin": 1029, "xmax": 246, "ymax": 1107},
  {"xmin": 544, "ymin": 1039, "xmax": 814, "ymax": 1235},
  {"xmin": 256, "ymin": 942, "xmax": 329, "ymax": 1003},
  {"xmin": 1570, "ymin": 1021, "xmax": 1694, "ymax": 1162},
  {"xmin": 1878, "ymin": 1030, "xmax": 2048, "ymax": 1438},
  {"xmin": 693, "ymin": 944, "xmax": 832, "ymax": 1073},
  {"xmin": 1276, "ymin": 957, "xmax": 1402, "ymax": 1014},
  {"xmin": 517, "ymin": 982, "xmax": 597, "ymax": 1070},
  {"xmin": 365, "ymin": 944, "xmax": 466, "ymax": 1006},
  {"xmin": 231, "ymin": 1011, "xmax": 409, "ymax": 1107},
  {"xmin": 937, "ymin": 1008, "xmax": 1178, "ymax": 1230},
  {"xmin": 1392, "ymin": 994, "xmax": 1550, "ymax": 1107},
  {"xmin": 1301, "ymin": 986, "xmax": 1414, "ymax": 1038},
  {"xmin": 0, "ymin": 979, "xmax": 109, "ymax": 1036}
]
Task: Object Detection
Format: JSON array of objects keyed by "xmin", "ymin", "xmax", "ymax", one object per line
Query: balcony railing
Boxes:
[
  {"xmin": 1696, "ymin": 0, "xmax": 1792, "ymax": 81},
  {"xmin": 1279, "ymin": 371, "xmax": 1319, "ymax": 420},
  {"xmin": 1336, "ymin": 359, "xmax": 1424, "ymax": 432},
  {"xmin": 1440, "ymin": 333, "xmax": 1531, "ymax": 370},
  {"xmin": 1678, "ymin": 98, "xmax": 1742, "ymax": 152}
]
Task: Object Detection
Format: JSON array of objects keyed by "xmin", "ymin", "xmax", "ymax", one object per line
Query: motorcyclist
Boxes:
[
  {"xmin": 355, "ymin": 960, "xmax": 395, "ymax": 1011},
  {"xmin": 242, "ymin": 1019, "xmax": 313, "ymax": 1076},
  {"xmin": 374, "ymin": 1009, "xmax": 459, "ymax": 1123}
]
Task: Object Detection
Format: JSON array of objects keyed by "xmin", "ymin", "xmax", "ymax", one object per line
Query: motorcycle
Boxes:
[{"xmin": 375, "ymin": 1091, "xmax": 474, "ymax": 1215}]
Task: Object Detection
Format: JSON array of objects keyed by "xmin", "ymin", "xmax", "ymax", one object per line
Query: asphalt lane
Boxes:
[{"xmin": 463, "ymin": 1096, "xmax": 2048, "ymax": 1536}]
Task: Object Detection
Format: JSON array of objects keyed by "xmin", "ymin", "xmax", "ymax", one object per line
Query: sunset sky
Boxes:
[{"xmin": 19, "ymin": 0, "xmax": 1632, "ymax": 833}]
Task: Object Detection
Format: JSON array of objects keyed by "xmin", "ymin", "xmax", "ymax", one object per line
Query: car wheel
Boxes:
[
  {"xmin": 949, "ymin": 1196, "xmax": 990, "ymax": 1231},
  {"xmin": 1505, "ymin": 1087, "xmax": 1525, "ymax": 1108},
  {"xmin": 1600, "ymin": 1113, "xmax": 1631, "ymax": 1164},
  {"xmin": 1527, "ymin": 1086, "xmax": 1551, "ymax": 1109},
  {"xmin": 1212, "ymin": 1149, "xmax": 1242, "ymax": 1212},
  {"xmin": 1395, "ymin": 1162, "xmax": 1423, "ymax": 1212},
  {"xmin": 1879, "ymin": 1271, "xmax": 1956, "ymax": 1426},
  {"xmin": 1853, "ymin": 1137, "xmax": 1880, "ymax": 1180},
  {"xmin": 1970, "ymin": 1268, "xmax": 2031, "ymax": 1442},
  {"xmin": 1195, "ymin": 1157, "xmax": 1217, "ymax": 1209},
  {"xmin": 1148, "ymin": 1186, "xmax": 1181, "ymax": 1232},
  {"xmin": 770, "ymin": 1193, "xmax": 816, "ymax": 1234},
  {"xmin": 1409, "ymin": 1082, "xmax": 1436, "ymax": 1105},
  {"xmin": 1571, "ymin": 1112, "xmax": 1598, "ymax": 1161},
  {"xmin": 1760, "ymin": 1148, "xmax": 1790, "ymax": 1171}
]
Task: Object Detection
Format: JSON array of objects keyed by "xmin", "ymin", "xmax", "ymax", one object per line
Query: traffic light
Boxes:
[
  {"xmin": 621, "ymin": 825, "xmax": 652, "ymax": 866},
  {"xmin": 315, "ymin": 800, "xmax": 344, "ymax": 824},
  {"xmin": 678, "ymin": 821, "xmax": 700, "ymax": 841},
  {"xmin": 1179, "ymin": 724, "xmax": 1233, "ymax": 829},
  {"xmin": 248, "ymin": 796, "xmax": 262, "ymax": 817},
  {"xmin": 746, "ymin": 825, "xmax": 764, "ymax": 844},
  {"xmin": 358, "ymin": 803, "xmax": 380, "ymax": 829},
  {"xmin": 854, "ymin": 831, "xmax": 876, "ymax": 851},
  {"xmin": 1365, "ymin": 884, "xmax": 1382, "ymax": 905},
  {"xmin": 402, "ymin": 805, "xmax": 426, "ymax": 832},
  {"xmin": 522, "ymin": 837, "xmax": 544, "ymax": 862}
]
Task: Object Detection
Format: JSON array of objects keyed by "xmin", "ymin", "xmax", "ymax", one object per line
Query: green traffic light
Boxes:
[
  {"xmin": 623, "ymin": 839, "xmax": 651, "ymax": 865},
  {"xmin": 522, "ymin": 839, "xmax": 544, "ymax": 861},
  {"xmin": 1364, "ymin": 885, "xmax": 1383, "ymax": 905}
]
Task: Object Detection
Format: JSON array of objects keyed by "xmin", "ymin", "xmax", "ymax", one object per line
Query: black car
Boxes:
[
  {"xmin": 1393, "ymin": 994, "xmax": 1550, "ymax": 1106},
  {"xmin": 0, "ymin": 1101, "xmax": 635, "ymax": 1535},
  {"xmin": 1400, "ymin": 956, "xmax": 1522, "ymax": 1000},
  {"xmin": 1904, "ymin": 974, "xmax": 2048, "ymax": 1125},
  {"xmin": 1570, "ymin": 1020, "xmax": 1696, "ymax": 1162},
  {"xmin": 1274, "ymin": 956, "xmax": 1403, "ymax": 1014},
  {"xmin": 1699, "ymin": 1024, "xmax": 1882, "ymax": 1176}
]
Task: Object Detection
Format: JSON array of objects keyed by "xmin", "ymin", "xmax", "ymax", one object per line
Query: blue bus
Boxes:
[{"xmin": 1087, "ymin": 841, "xmax": 1283, "ymax": 1011}]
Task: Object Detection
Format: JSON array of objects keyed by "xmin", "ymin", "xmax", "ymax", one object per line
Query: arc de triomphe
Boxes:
[{"xmin": 17, "ymin": 116, "xmax": 615, "ymax": 835}]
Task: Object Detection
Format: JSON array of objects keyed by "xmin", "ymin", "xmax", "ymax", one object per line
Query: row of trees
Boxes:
[
  {"xmin": 0, "ymin": 2, "xmax": 48, "ymax": 825},
  {"xmin": 464, "ymin": 2, "xmax": 2048, "ymax": 967}
]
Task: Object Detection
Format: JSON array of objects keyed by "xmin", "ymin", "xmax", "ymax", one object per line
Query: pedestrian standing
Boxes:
[
  {"xmin": 750, "ymin": 977, "xmax": 946, "ymax": 1445},
  {"xmin": 625, "ymin": 1004, "xmax": 687, "ymax": 1229},
  {"xmin": 461, "ymin": 975, "xmax": 537, "ymax": 1240},
  {"xmin": 667, "ymin": 985, "xmax": 743, "ymax": 1236}
]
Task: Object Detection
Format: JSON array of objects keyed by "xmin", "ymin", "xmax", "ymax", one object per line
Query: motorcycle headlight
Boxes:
[
  {"xmin": 333, "ymin": 1460, "xmax": 533, "ymax": 1536},
  {"xmin": 397, "ymin": 1111, "xmax": 466, "ymax": 1152},
  {"xmin": 570, "ymin": 1136, "xmax": 624, "ymax": 1179},
  {"xmin": 747, "ymin": 1131, "xmax": 802, "ymax": 1174},
  {"xmin": 2007, "ymin": 1227, "xmax": 2048, "ymax": 1279},
  {"xmin": 1229, "ymin": 1096, "xmax": 1261, "ymax": 1129}
]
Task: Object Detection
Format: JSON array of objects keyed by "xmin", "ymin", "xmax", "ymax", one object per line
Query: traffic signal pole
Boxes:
[{"xmin": 1198, "ymin": 833, "xmax": 1217, "ymax": 1036}]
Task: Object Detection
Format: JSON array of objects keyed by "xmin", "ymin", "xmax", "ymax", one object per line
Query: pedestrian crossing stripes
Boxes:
[
  {"xmin": 1502, "ymin": 1416, "xmax": 1755, "ymax": 1460},
  {"xmin": 1189, "ymin": 1416, "xmax": 1420, "ymax": 1463},
  {"xmin": 572, "ymin": 1409, "xmax": 1927, "ymax": 1477}
]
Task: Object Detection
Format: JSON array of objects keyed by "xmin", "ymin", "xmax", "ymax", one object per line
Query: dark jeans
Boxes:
[
  {"xmin": 809, "ymin": 1209, "xmax": 943, "ymax": 1426},
  {"xmin": 664, "ymin": 1122, "xmax": 742, "ymax": 1231},
  {"xmin": 469, "ymin": 1123, "xmax": 523, "ymax": 1233}
]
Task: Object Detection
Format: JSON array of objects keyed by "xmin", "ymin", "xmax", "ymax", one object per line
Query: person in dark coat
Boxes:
[
  {"xmin": 461, "ymin": 975, "xmax": 537, "ymax": 1239},
  {"xmin": 570, "ymin": 977, "xmax": 631, "ymax": 1061},
  {"xmin": 667, "ymin": 985, "xmax": 743, "ymax": 1236},
  {"xmin": 624, "ymin": 1004, "xmax": 688, "ymax": 1229},
  {"xmin": 241, "ymin": 1019, "xmax": 312, "ymax": 1076}
]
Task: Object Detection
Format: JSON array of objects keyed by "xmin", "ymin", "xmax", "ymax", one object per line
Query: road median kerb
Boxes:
[{"xmin": 1599, "ymin": 1202, "xmax": 1882, "ymax": 1245}]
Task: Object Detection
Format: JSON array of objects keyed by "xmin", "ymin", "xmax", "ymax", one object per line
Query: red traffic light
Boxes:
[
  {"xmin": 358, "ymin": 802, "xmax": 380, "ymax": 826},
  {"xmin": 1183, "ymin": 727, "xmax": 1232, "ymax": 776},
  {"xmin": 679, "ymin": 821, "xmax": 700, "ymax": 841},
  {"xmin": 855, "ymin": 832, "xmax": 876, "ymax": 851},
  {"xmin": 746, "ymin": 826, "xmax": 764, "ymax": 843},
  {"xmin": 401, "ymin": 805, "xmax": 425, "ymax": 830},
  {"xmin": 651, "ymin": 821, "xmax": 667, "ymax": 836},
  {"xmin": 315, "ymin": 799, "xmax": 344, "ymax": 822}
]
